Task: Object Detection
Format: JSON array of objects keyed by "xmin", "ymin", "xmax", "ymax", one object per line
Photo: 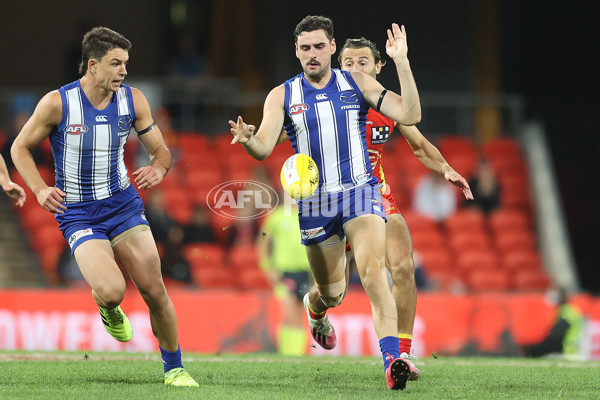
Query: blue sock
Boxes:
[
  {"xmin": 379, "ymin": 336, "xmax": 400, "ymax": 371},
  {"xmin": 160, "ymin": 345, "xmax": 183, "ymax": 372}
]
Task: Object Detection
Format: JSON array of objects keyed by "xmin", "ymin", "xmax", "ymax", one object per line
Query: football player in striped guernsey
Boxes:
[
  {"xmin": 230, "ymin": 15, "xmax": 421, "ymax": 390},
  {"xmin": 11, "ymin": 27, "xmax": 198, "ymax": 387}
]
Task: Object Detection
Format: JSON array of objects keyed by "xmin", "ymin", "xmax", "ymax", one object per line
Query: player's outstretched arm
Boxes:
[
  {"xmin": 11, "ymin": 91, "xmax": 67, "ymax": 213},
  {"xmin": 229, "ymin": 85, "xmax": 285, "ymax": 160},
  {"xmin": 355, "ymin": 24, "xmax": 421, "ymax": 126},
  {"xmin": 399, "ymin": 124, "xmax": 473, "ymax": 200},
  {"xmin": 0, "ymin": 154, "xmax": 26, "ymax": 207},
  {"xmin": 385, "ymin": 24, "xmax": 420, "ymax": 125},
  {"xmin": 131, "ymin": 88, "xmax": 172, "ymax": 190}
]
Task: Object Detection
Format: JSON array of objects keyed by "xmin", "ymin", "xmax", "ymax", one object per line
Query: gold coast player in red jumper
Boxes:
[{"xmin": 339, "ymin": 37, "xmax": 474, "ymax": 381}]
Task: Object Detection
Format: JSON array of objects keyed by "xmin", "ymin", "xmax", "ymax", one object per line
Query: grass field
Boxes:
[{"xmin": 1, "ymin": 351, "xmax": 598, "ymax": 399}]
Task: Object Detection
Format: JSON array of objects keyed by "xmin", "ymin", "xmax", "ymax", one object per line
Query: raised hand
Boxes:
[
  {"xmin": 385, "ymin": 23, "xmax": 408, "ymax": 61},
  {"xmin": 1, "ymin": 181, "xmax": 26, "ymax": 207},
  {"xmin": 444, "ymin": 168, "xmax": 474, "ymax": 200},
  {"xmin": 229, "ymin": 116, "xmax": 256, "ymax": 145}
]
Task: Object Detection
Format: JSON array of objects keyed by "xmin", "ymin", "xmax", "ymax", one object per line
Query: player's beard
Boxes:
[{"xmin": 304, "ymin": 59, "xmax": 330, "ymax": 81}]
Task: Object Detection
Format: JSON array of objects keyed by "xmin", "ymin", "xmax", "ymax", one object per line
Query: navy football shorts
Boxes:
[
  {"xmin": 56, "ymin": 184, "xmax": 150, "ymax": 254},
  {"xmin": 297, "ymin": 182, "xmax": 386, "ymax": 246}
]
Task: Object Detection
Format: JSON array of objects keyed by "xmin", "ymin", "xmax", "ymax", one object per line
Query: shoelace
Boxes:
[
  {"xmin": 167, "ymin": 368, "xmax": 184, "ymax": 378},
  {"xmin": 105, "ymin": 309, "xmax": 124, "ymax": 326},
  {"xmin": 312, "ymin": 316, "xmax": 332, "ymax": 335}
]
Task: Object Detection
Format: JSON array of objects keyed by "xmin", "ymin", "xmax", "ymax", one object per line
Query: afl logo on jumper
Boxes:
[
  {"xmin": 340, "ymin": 91, "xmax": 358, "ymax": 104},
  {"xmin": 118, "ymin": 116, "xmax": 132, "ymax": 131},
  {"xmin": 290, "ymin": 103, "xmax": 309, "ymax": 115},
  {"xmin": 66, "ymin": 124, "xmax": 88, "ymax": 135}
]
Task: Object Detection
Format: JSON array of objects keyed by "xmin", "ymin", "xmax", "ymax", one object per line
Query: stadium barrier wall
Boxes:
[{"xmin": 1, "ymin": 289, "xmax": 599, "ymax": 359}]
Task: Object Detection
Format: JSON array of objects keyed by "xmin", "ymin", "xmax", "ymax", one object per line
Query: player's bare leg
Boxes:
[
  {"xmin": 386, "ymin": 213, "xmax": 420, "ymax": 380},
  {"xmin": 345, "ymin": 214, "xmax": 410, "ymax": 389},
  {"xmin": 113, "ymin": 229, "xmax": 179, "ymax": 351},
  {"xmin": 114, "ymin": 228, "xmax": 198, "ymax": 386},
  {"xmin": 344, "ymin": 214, "xmax": 397, "ymax": 338},
  {"xmin": 304, "ymin": 236, "xmax": 347, "ymax": 349},
  {"xmin": 75, "ymin": 240, "xmax": 132, "ymax": 342}
]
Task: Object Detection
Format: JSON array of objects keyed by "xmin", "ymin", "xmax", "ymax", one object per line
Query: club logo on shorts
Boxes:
[
  {"xmin": 68, "ymin": 228, "xmax": 93, "ymax": 248},
  {"xmin": 372, "ymin": 199, "xmax": 382, "ymax": 213},
  {"xmin": 301, "ymin": 226, "xmax": 326, "ymax": 240},
  {"xmin": 290, "ymin": 103, "xmax": 309, "ymax": 115},
  {"xmin": 66, "ymin": 124, "xmax": 88, "ymax": 135}
]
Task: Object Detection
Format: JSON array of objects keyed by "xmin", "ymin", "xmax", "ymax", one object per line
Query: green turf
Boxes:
[{"xmin": 0, "ymin": 351, "xmax": 598, "ymax": 399}]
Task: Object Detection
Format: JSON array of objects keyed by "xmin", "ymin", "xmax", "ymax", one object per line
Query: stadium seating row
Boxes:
[{"xmin": 10, "ymin": 132, "xmax": 549, "ymax": 292}]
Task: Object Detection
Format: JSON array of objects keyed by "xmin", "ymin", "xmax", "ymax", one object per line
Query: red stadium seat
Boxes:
[
  {"xmin": 163, "ymin": 188, "xmax": 193, "ymax": 225},
  {"xmin": 213, "ymin": 132, "xmax": 236, "ymax": 152},
  {"xmin": 235, "ymin": 268, "xmax": 271, "ymax": 291},
  {"xmin": 389, "ymin": 137, "xmax": 416, "ymax": 167},
  {"xmin": 502, "ymin": 249, "xmax": 544, "ymax": 274},
  {"xmin": 489, "ymin": 208, "xmax": 531, "ymax": 235},
  {"xmin": 443, "ymin": 208, "xmax": 486, "ymax": 233},
  {"xmin": 177, "ymin": 132, "xmax": 211, "ymax": 154},
  {"xmin": 179, "ymin": 150, "xmax": 223, "ymax": 171},
  {"xmin": 39, "ymin": 242, "xmax": 67, "ymax": 273},
  {"xmin": 20, "ymin": 205, "xmax": 57, "ymax": 233},
  {"xmin": 38, "ymin": 165, "xmax": 55, "ymax": 186},
  {"xmin": 192, "ymin": 267, "xmax": 235, "ymax": 289},
  {"xmin": 436, "ymin": 135, "xmax": 476, "ymax": 157},
  {"xmin": 491, "ymin": 157, "xmax": 528, "ymax": 180},
  {"xmin": 495, "ymin": 230, "xmax": 536, "ymax": 254},
  {"xmin": 208, "ymin": 212, "xmax": 234, "ymax": 245},
  {"xmin": 186, "ymin": 169, "xmax": 225, "ymax": 191},
  {"xmin": 183, "ymin": 243, "xmax": 226, "ymax": 270},
  {"xmin": 30, "ymin": 224, "xmax": 65, "ymax": 254},
  {"xmin": 497, "ymin": 174, "xmax": 531, "ymax": 210},
  {"xmin": 264, "ymin": 143, "xmax": 295, "ymax": 171},
  {"xmin": 400, "ymin": 209, "xmax": 439, "ymax": 234},
  {"xmin": 457, "ymin": 249, "xmax": 499, "ymax": 275},
  {"xmin": 418, "ymin": 249, "xmax": 454, "ymax": 273},
  {"xmin": 403, "ymin": 157, "xmax": 430, "ymax": 191},
  {"xmin": 157, "ymin": 167, "xmax": 186, "ymax": 191},
  {"xmin": 464, "ymin": 269, "xmax": 510, "ymax": 292},
  {"xmin": 229, "ymin": 244, "xmax": 260, "ymax": 270},
  {"xmin": 449, "ymin": 231, "xmax": 491, "ymax": 253},
  {"xmin": 411, "ymin": 230, "xmax": 445, "ymax": 253},
  {"xmin": 444, "ymin": 153, "xmax": 477, "ymax": 181},
  {"xmin": 511, "ymin": 269, "xmax": 551, "ymax": 291},
  {"xmin": 482, "ymin": 138, "xmax": 522, "ymax": 161}
]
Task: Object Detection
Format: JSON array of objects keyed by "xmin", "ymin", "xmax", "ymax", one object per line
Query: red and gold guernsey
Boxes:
[
  {"xmin": 365, "ymin": 108, "xmax": 401, "ymax": 216},
  {"xmin": 365, "ymin": 108, "xmax": 395, "ymax": 188}
]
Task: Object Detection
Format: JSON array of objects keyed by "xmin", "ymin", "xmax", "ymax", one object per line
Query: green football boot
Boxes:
[
  {"xmin": 164, "ymin": 368, "xmax": 199, "ymax": 387},
  {"xmin": 99, "ymin": 305, "xmax": 133, "ymax": 342}
]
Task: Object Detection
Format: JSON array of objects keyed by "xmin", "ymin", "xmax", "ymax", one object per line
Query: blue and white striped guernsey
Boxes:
[
  {"xmin": 50, "ymin": 80, "xmax": 136, "ymax": 203},
  {"xmin": 283, "ymin": 69, "xmax": 377, "ymax": 194}
]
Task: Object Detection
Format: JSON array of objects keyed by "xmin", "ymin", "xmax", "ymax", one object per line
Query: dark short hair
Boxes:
[
  {"xmin": 294, "ymin": 15, "xmax": 334, "ymax": 43},
  {"xmin": 78, "ymin": 27, "xmax": 132, "ymax": 75},
  {"xmin": 338, "ymin": 37, "xmax": 386, "ymax": 67}
]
